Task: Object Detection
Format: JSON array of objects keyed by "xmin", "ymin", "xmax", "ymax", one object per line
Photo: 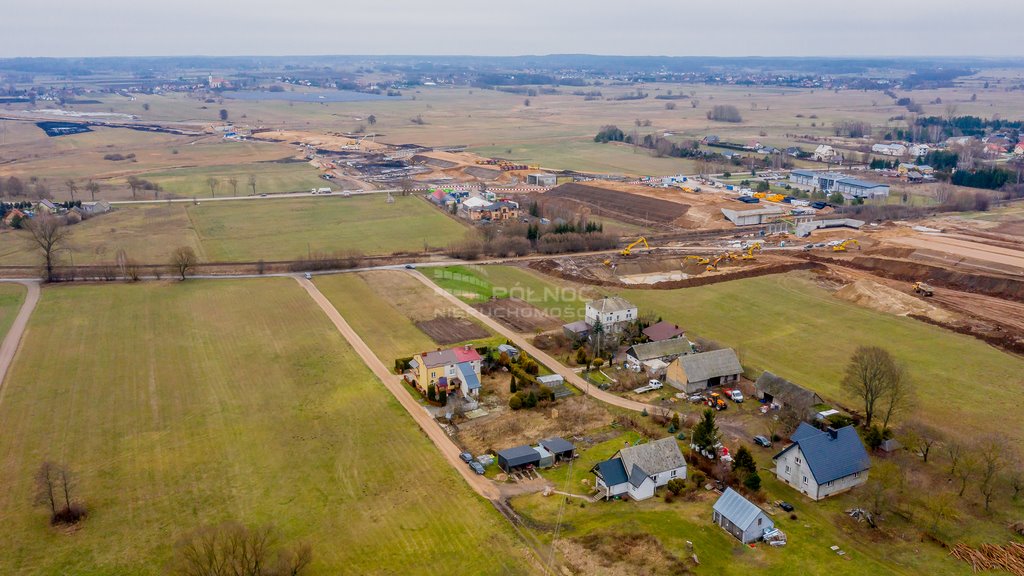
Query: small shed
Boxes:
[
  {"xmin": 497, "ymin": 344, "xmax": 520, "ymax": 360},
  {"xmin": 537, "ymin": 374, "xmax": 564, "ymax": 387},
  {"xmin": 713, "ymin": 488, "xmax": 774, "ymax": 544},
  {"xmin": 497, "ymin": 445, "xmax": 541, "ymax": 473},
  {"xmin": 532, "ymin": 445, "xmax": 554, "ymax": 468},
  {"xmin": 562, "ymin": 320, "xmax": 590, "ymax": 342},
  {"xmin": 539, "ymin": 437, "xmax": 575, "ymax": 461}
]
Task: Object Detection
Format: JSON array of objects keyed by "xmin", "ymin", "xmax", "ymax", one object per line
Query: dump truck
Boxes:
[{"xmin": 913, "ymin": 282, "xmax": 934, "ymax": 297}]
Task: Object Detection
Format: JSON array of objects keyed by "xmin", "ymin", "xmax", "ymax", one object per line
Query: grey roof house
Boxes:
[
  {"xmin": 713, "ymin": 488, "xmax": 774, "ymax": 543},
  {"xmin": 773, "ymin": 423, "xmax": 871, "ymax": 500},
  {"xmin": 754, "ymin": 371, "xmax": 823, "ymax": 417},
  {"xmin": 591, "ymin": 437, "xmax": 686, "ymax": 501},
  {"xmin": 665, "ymin": 348, "xmax": 743, "ymax": 393}
]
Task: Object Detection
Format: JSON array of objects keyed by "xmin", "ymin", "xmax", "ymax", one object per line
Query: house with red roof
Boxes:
[{"xmin": 409, "ymin": 345, "xmax": 483, "ymax": 398}]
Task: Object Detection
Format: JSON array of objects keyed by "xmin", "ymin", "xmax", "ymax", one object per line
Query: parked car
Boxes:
[
  {"xmin": 405, "ymin": 264, "xmax": 416, "ymax": 269},
  {"xmin": 459, "ymin": 452, "xmax": 473, "ymax": 463},
  {"xmin": 469, "ymin": 461, "xmax": 485, "ymax": 475},
  {"xmin": 304, "ymin": 272, "xmax": 312, "ymax": 280},
  {"xmin": 726, "ymin": 389, "xmax": 744, "ymax": 402},
  {"xmin": 778, "ymin": 501, "xmax": 795, "ymax": 512},
  {"xmin": 753, "ymin": 435, "xmax": 772, "ymax": 448}
]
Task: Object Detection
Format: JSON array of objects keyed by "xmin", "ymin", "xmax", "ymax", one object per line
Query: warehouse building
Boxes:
[{"xmin": 788, "ymin": 170, "xmax": 890, "ymax": 199}]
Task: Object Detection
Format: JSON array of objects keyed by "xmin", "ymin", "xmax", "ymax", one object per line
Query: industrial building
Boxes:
[
  {"xmin": 527, "ymin": 173, "xmax": 557, "ymax": 186},
  {"xmin": 720, "ymin": 205, "xmax": 785, "ymax": 227},
  {"xmin": 788, "ymin": 170, "xmax": 890, "ymax": 199}
]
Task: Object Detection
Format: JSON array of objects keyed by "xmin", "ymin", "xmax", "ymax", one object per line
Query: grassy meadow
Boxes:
[
  {"xmin": 0, "ymin": 279, "xmax": 535, "ymax": 575},
  {"xmin": 0, "ymin": 283, "xmax": 26, "ymax": 342}
]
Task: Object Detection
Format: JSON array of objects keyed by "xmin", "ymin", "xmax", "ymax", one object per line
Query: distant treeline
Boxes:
[{"xmin": 915, "ymin": 115, "xmax": 1024, "ymax": 137}]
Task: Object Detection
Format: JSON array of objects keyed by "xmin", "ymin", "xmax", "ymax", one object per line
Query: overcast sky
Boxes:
[{"xmin": 2, "ymin": 0, "xmax": 1022, "ymax": 58}]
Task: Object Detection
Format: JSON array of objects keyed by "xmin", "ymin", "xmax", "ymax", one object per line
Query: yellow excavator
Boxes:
[
  {"xmin": 621, "ymin": 237, "xmax": 650, "ymax": 256},
  {"xmin": 685, "ymin": 255, "xmax": 711, "ymax": 265},
  {"xmin": 706, "ymin": 254, "xmax": 727, "ymax": 271},
  {"xmin": 741, "ymin": 244, "xmax": 762, "ymax": 260},
  {"xmin": 832, "ymin": 239, "xmax": 861, "ymax": 252}
]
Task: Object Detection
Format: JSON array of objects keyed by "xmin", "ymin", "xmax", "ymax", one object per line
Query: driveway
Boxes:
[{"xmin": 0, "ymin": 281, "xmax": 40, "ymax": 406}]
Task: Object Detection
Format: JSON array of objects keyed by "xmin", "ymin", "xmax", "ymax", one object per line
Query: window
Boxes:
[
  {"xmin": 670, "ymin": 470, "xmax": 677, "ymax": 478},
  {"xmin": 785, "ymin": 465, "xmax": 791, "ymax": 474},
  {"xmin": 826, "ymin": 480, "xmax": 833, "ymax": 487},
  {"xmin": 757, "ymin": 518, "xmax": 762, "ymax": 527},
  {"xmin": 795, "ymin": 457, "xmax": 801, "ymax": 465},
  {"xmin": 803, "ymin": 476, "xmax": 808, "ymax": 485}
]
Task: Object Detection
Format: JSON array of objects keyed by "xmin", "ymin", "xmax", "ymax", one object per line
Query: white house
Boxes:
[
  {"xmin": 773, "ymin": 423, "xmax": 871, "ymax": 501},
  {"xmin": 813, "ymin": 144, "xmax": 839, "ymax": 162},
  {"xmin": 871, "ymin": 143, "xmax": 908, "ymax": 156},
  {"xmin": 592, "ymin": 437, "xmax": 686, "ymax": 501},
  {"xmin": 584, "ymin": 297, "xmax": 637, "ymax": 334},
  {"xmin": 713, "ymin": 488, "xmax": 775, "ymax": 544},
  {"xmin": 909, "ymin": 144, "xmax": 931, "ymax": 157}
]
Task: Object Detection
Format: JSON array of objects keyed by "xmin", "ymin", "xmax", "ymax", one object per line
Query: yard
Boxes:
[
  {"xmin": 188, "ymin": 195, "xmax": 469, "ymax": 260},
  {"xmin": 0, "ymin": 283, "xmax": 26, "ymax": 341},
  {"xmin": 0, "ymin": 279, "xmax": 533, "ymax": 575}
]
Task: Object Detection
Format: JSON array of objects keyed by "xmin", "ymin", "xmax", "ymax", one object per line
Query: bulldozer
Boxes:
[
  {"xmin": 913, "ymin": 281, "xmax": 934, "ymax": 297},
  {"xmin": 832, "ymin": 239, "xmax": 861, "ymax": 252},
  {"xmin": 621, "ymin": 237, "xmax": 650, "ymax": 256}
]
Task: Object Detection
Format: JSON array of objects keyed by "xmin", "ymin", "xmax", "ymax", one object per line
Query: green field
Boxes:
[
  {"xmin": 190, "ymin": 195, "xmax": 469, "ymax": 260},
  {"xmin": 0, "ymin": 280, "xmax": 533, "ymax": 575},
  {"xmin": 429, "ymin": 265, "xmax": 595, "ymax": 323},
  {"xmin": 429, "ymin": 265, "xmax": 1024, "ymax": 442},
  {"xmin": 136, "ymin": 160, "xmax": 325, "ymax": 198},
  {"xmin": 0, "ymin": 283, "xmax": 26, "ymax": 342}
]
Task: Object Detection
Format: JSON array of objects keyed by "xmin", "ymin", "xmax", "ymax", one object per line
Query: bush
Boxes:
[
  {"xmin": 743, "ymin": 471, "xmax": 762, "ymax": 492},
  {"xmin": 509, "ymin": 375, "xmax": 517, "ymax": 393},
  {"xmin": 666, "ymin": 478, "xmax": 686, "ymax": 496},
  {"xmin": 437, "ymin": 390, "xmax": 447, "ymax": 405},
  {"xmin": 538, "ymin": 385, "xmax": 555, "ymax": 402},
  {"xmin": 707, "ymin": 105, "xmax": 742, "ymax": 123},
  {"xmin": 427, "ymin": 383, "xmax": 437, "ymax": 402},
  {"xmin": 509, "ymin": 395, "xmax": 523, "ymax": 410},
  {"xmin": 691, "ymin": 472, "xmax": 706, "ymax": 487},
  {"xmin": 525, "ymin": 391, "xmax": 538, "ymax": 408}
]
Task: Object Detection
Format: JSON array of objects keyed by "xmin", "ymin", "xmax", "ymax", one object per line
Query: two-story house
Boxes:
[
  {"xmin": 773, "ymin": 423, "xmax": 871, "ymax": 500},
  {"xmin": 584, "ymin": 297, "xmax": 637, "ymax": 335},
  {"xmin": 410, "ymin": 345, "xmax": 483, "ymax": 398}
]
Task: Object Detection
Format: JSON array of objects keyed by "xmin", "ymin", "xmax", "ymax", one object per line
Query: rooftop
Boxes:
[
  {"xmin": 618, "ymin": 437, "xmax": 686, "ymax": 478},
  {"xmin": 587, "ymin": 296, "xmax": 636, "ymax": 315},
  {"xmin": 642, "ymin": 320, "xmax": 685, "ymax": 342},
  {"xmin": 774, "ymin": 423, "xmax": 871, "ymax": 484},
  {"xmin": 713, "ymin": 487, "xmax": 767, "ymax": 530},
  {"xmin": 675, "ymin": 348, "xmax": 742, "ymax": 382},
  {"xmin": 627, "ymin": 339, "xmax": 692, "ymax": 362},
  {"xmin": 419, "ymin": 346, "xmax": 482, "ymax": 368}
]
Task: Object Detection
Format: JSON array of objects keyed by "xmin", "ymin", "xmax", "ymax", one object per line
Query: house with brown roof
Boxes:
[{"xmin": 643, "ymin": 320, "xmax": 685, "ymax": 342}]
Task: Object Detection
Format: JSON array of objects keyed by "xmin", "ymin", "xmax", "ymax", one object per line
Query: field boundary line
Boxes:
[{"xmin": 0, "ymin": 280, "xmax": 41, "ymax": 407}]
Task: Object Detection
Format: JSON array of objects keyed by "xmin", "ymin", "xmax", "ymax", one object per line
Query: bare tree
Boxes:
[
  {"xmin": 976, "ymin": 438, "xmax": 1003, "ymax": 511},
  {"xmin": 171, "ymin": 522, "xmax": 312, "ymax": 576},
  {"xmin": 206, "ymin": 177, "xmax": 219, "ymax": 198},
  {"xmin": 842, "ymin": 346, "xmax": 907, "ymax": 428},
  {"xmin": 172, "ymin": 246, "xmax": 197, "ymax": 280},
  {"xmin": 880, "ymin": 362, "xmax": 913, "ymax": 430},
  {"xmin": 944, "ymin": 103, "xmax": 959, "ymax": 120},
  {"xmin": 33, "ymin": 461, "xmax": 85, "ymax": 525},
  {"xmin": 127, "ymin": 176, "xmax": 142, "ymax": 200},
  {"xmin": 24, "ymin": 214, "xmax": 69, "ymax": 282},
  {"xmin": 1005, "ymin": 453, "xmax": 1024, "ymax": 501},
  {"xmin": 904, "ymin": 420, "xmax": 942, "ymax": 463},
  {"xmin": 955, "ymin": 450, "xmax": 977, "ymax": 497},
  {"xmin": 65, "ymin": 179, "xmax": 77, "ymax": 202},
  {"xmin": 228, "ymin": 177, "xmax": 239, "ymax": 196},
  {"xmin": 34, "ymin": 461, "xmax": 59, "ymax": 519},
  {"xmin": 248, "ymin": 174, "xmax": 257, "ymax": 196},
  {"xmin": 922, "ymin": 490, "xmax": 959, "ymax": 533},
  {"xmin": 945, "ymin": 439, "xmax": 964, "ymax": 475},
  {"xmin": 86, "ymin": 180, "xmax": 100, "ymax": 202},
  {"xmin": 399, "ymin": 179, "xmax": 414, "ymax": 197}
]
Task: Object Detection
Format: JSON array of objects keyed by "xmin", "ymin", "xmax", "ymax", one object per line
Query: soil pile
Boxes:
[{"xmin": 833, "ymin": 279, "xmax": 958, "ymax": 323}]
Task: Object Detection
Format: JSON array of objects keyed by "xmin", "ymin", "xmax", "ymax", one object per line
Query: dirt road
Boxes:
[
  {"xmin": 406, "ymin": 270, "xmax": 658, "ymax": 414},
  {"xmin": 294, "ymin": 276, "xmax": 502, "ymax": 500},
  {"xmin": 0, "ymin": 281, "xmax": 40, "ymax": 405}
]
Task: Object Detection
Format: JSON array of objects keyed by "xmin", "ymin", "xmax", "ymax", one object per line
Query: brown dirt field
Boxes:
[
  {"xmin": 542, "ymin": 183, "xmax": 689, "ymax": 225},
  {"xmin": 832, "ymin": 279, "xmax": 959, "ymax": 323},
  {"xmin": 413, "ymin": 155, "xmax": 459, "ymax": 169},
  {"xmin": 473, "ymin": 298, "xmax": 561, "ymax": 333},
  {"xmin": 250, "ymin": 129, "xmax": 388, "ymax": 152},
  {"xmin": 464, "ymin": 166, "xmax": 502, "ymax": 180},
  {"xmin": 558, "ymin": 532, "xmax": 693, "ymax": 576},
  {"xmin": 888, "ymin": 234, "xmax": 1024, "ymax": 273},
  {"xmin": 415, "ymin": 317, "xmax": 490, "ymax": 345}
]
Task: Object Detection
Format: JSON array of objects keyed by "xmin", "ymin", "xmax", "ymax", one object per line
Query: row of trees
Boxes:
[{"xmin": 0, "ymin": 173, "xmax": 261, "ymax": 202}]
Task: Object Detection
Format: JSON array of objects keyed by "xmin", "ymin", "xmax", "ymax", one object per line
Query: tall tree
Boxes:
[
  {"xmin": 691, "ymin": 408, "xmax": 720, "ymax": 454},
  {"xmin": 247, "ymin": 174, "xmax": 257, "ymax": 195},
  {"xmin": 206, "ymin": 177, "xmax": 219, "ymax": 198},
  {"xmin": 126, "ymin": 175, "xmax": 142, "ymax": 200},
  {"xmin": 25, "ymin": 214, "xmax": 68, "ymax": 282},
  {"xmin": 171, "ymin": 246, "xmax": 197, "ymax": 280},
  {"xmin": 219, "ymin": 108, "xmax": 229, "ymax": 121},
  {"xmin": 976, "ymin": 438, "xmax": 1003, "ymax": 511},
  {"xmin": 85, "ymin": 180, "xmax": 100, "ymax": 202},
  {"xmin": 228, "ymin": 177, "xmax": 239, "ymax": 196},
  {"xmin": 841, "ymin": 346, "xmax": 907, "ymax": 428},
  {"xmin": 64, "ymin": 179, "xmax": 77, "ymax": 202}
]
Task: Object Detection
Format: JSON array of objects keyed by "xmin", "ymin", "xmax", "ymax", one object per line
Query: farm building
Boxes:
[
  {"xmin": 713, "ymin": 488, "xmax": 775, "ymax": 544},
  {"xmin": 584, "ymin": 297, "xmax": 637, "ymax": 334},
  {"xmin": 3, "ymin": 208, "xmax": 26, "ymax": 226},
  {"xmin": 812, "ymin": 144, "xmax": 840, "ymax": 162},
  {"xmin": 721, "ymin": 205, "xmax": 785, "ymax": 227},
  {"xmin": 665, "ymin": 348, "xmax": 742, "ymax": 393},
  {"xmin": 497, "ymin": 344, "xmax": 520, "ymax": 360},
  {"xmin": 592, "ymin": 437, "xmax": 687, "ymax": 501},
  {"xmin": 561, "ymin": 320, "xmax": 590, "ymax": 342},
  {"xmin": 539, "ymin": 437, "xmax": 575, "ymax": 461},
  {"xmin": 754, "ymin": 371, "xmax": 823, "ymax": 418},
  {"xmin": 527, "ymin": 173, "xmax": 557, "ymax": 186},
  {"xmin": 871, "ymin": 143, "xmax": 907, "ymax": 156},
  {"xmin": 409, "ymin": 346, "xmax": 483, "ymax": 398},
  {"xmin": 532, "ymin": 445, "xmax": 554, "ymax": 468},
  {"xmin": 642, "ymin": 320, "xmax": 685, "ymax": 342},
  {"xmin": 497, "ymin": 445, "xmax": 541, "ymax": 473},
  {"xmin": 773, "ymin": 423, "xmax": 871, "ymax": 500},
  {"xmin": 625, "ymin": 339, "xmax": 694, "ymax": 374}
]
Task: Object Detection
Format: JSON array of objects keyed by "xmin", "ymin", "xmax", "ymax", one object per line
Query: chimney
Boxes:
[{"xmin": 826, "ymin": 427, "xmax": 838, "ymax": 440}]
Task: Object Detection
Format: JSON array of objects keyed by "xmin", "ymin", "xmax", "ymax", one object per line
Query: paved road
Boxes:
[
  {"xmin": 405, "ymin": 270, "xmax": 658, "ymax": 414},
  {"xmin": 293, "ymin": 276, "xmax": 502, "ymax": 501},
  {"xmin": 0, "ymin": 281, "xmax": 40, "ymax": 405}
]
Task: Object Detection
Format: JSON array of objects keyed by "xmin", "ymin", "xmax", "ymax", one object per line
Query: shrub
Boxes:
[
  {"xmin": 538, "ymin": 385, "xmax": 555, "ymax": 402},
  {"xmin": 743, "ymin": 471, "xmax": 762, "ymax": 492},
  {"xmin": 509, "ymin": 395, "xmax": 523, "ymax": 410},
  {"xmin": 707, "ymin": 104, "xmax": 742, "ymax": 123},
  {"xmin": 691, "ymin": 472, "xmax": 706, "ymax": 487},
  {"xmin": 666, "ymin": 478, "xmax": 686, "ymax": 496},
  {"xmin": 437, "ymin": 390, "xmax": 447, "ymax": 406},
  {"xmin": 427, "ymin": 383, "xmax": 437, "ymax": 402},
  {"xmin": 641, "ymin": 408, "xmax": 648, "ymax": 417},
  {"xmin": 525, "ymin": 391, "xmax": 538, "ymax": 408}
]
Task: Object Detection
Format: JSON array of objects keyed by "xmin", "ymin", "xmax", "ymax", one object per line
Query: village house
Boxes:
[
  {"xmin": 625, "ymin": 339, "xmax": 694, "ymax": 375},
  {"xmin": 753, "ymin": 371, "xmax": 823, "ymax": 419},
  {"xmin": 642, "ymin": 320, "xmax": 685, "ymax": 342},
  {"xmin": 1014, "ymin": 141, "xmax": 1024, "ymax": 156},
  {"xmin": 812, "ymin": 144, "xmax": 840, "ymax": 163},
  {"xmin": 713, "ymin": 488, "xmax": 775, "ymax": 544},
  {"xmin": 665, "ymin": 348, "xmax": 743, "ymax": 393},
  {"xmin": 871, "ymin": 143, "xmax": 907, "ymax": 156},
  {"xmin": 409, "ymin": 345, "xmax": 483, "ymax": 398},
  {"xmin": 3, "ymin": 208, "xmax": 26, "ymax": 226},
  {"xmin": 584, "ymin": 297, "xmax": 637, "ymax": 335},
  {"xmin": 465, "ymin": 200, "xmax": 520, "ymax": 221},
  {"xmin": 773, "ymin": 422, "xmax": 871, "ymax": 500},
  {"xmin": 592, "ymin": 437, "xmax": 686, "ymax": 501}
]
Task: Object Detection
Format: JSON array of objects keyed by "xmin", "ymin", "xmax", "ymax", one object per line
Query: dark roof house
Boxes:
[
  {"xmin": 773, "ymin": 423, "xmax": 871, "ymax": 500},
  {"xmin": 754, "ymin": 371, "xmax": 824, "ymax": 416},
  {"xmin": 539, "ymin": 437, "xmax": 575, "ymax": 460},
  {"xmin": 642, "ymin": 320, "xmax": 685, "ymax": 342}
]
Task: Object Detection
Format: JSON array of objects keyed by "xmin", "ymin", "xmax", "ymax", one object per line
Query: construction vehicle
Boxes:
[
  {"xmin": 621, "ymin": 237, "xmax": 650, "ymax": 256},
  {"xmin": 685, "ymin": 255, "xmax": 710, "ymax": 265},
  {"xmin": 706, "ymin": 392, "xmax": 727, "ymax": 411},
  {"xmin": 766, "ymin": 193, "xmax": 786, "ymax": 203},
  {"xmin": 832, "ymin": 239, "xmax": 861, "ymax": 252},
  {"xmin": 741, "ymin": 244, "xmax": 762, "ymax": 260},
  {"xmin": 706, "ymin": 254, "xmax": 727, "ymax": 271},
  {"xmin": 913, "ymin": 282, "xmax": 934, "ymax": 297},
  {"xmin": 753, "ymin": 192, "xmax": 767, "ymax": 199}
]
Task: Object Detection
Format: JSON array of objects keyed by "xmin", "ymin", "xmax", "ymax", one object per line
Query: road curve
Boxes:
[
  {"xmin": 406, "ymin": 270, "xmax": 658, "ymax": 414},
  {"xmin": 293, "ymin": 276, "xmax": 502, "ymax": 500},
  {"xmin": 0, "ymin": 281, "xmax": 41, "ymax": 405}
]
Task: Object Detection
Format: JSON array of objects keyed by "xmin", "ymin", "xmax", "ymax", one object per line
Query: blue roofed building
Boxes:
[
  {"xmin": 773, "ymin": 423, "xmax": 871, "ymax": 500},
  {"xmin": 591, "ymin": 437, "xmax": 686, "ymax": 501}
]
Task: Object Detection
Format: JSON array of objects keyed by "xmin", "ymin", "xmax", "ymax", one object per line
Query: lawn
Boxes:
[
  {"xmin": 436, "ymin": 266, "xmax": 1024, "ymax": 444},
  {"xmin": 0, "ymin": 283, "xmax": 26, "ymax": 342},
  {"xmin": 136, "ymin": 160, "xmax": 325, "ymax": 198},
  {"xmin": 188, "ymin": 195, "xmax": 469, "ymax": 260},
  {"xmin": 0, "ymin": 279, "xmax": 534, "ymax": 575},
  {"xmin": 512, "ymin": 434, "xmax": 972, "ymax": 576}
]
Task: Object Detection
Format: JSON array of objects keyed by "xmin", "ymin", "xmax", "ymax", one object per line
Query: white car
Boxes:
[
  {"xmin": 304, "ymin": 273, "xmax": 312, "ymax": 280},
  {"xmin": 728, "ymin": 389, "xmax": 744, "ymax": 402}
]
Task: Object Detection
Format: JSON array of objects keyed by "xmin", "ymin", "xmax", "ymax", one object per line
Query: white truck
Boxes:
[
  {"xmin": 311, "ymin": 187, "xmax": 333, "ymax": 195},
  {"xmin": 633, "ymin": 379, "xmax": 664, "ymax": 394}
]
